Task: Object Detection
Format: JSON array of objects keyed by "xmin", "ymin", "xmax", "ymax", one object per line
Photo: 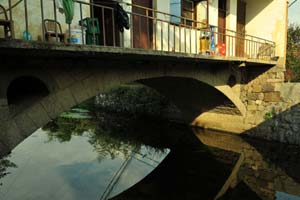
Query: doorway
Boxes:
[
  {"xmin": 132, "ymin": 0, "xmax": 153, "ymax": 49},
  {"xmin": 218, "ymin": 0, "xmax": 226, "ymax": 44},
  {"xmin": 93, "ymin": 0, "xmax": 120, "ymax": 46},
  {"xmin": 236, "ymin": 0, "xmax": 246, "ymax": 57}
]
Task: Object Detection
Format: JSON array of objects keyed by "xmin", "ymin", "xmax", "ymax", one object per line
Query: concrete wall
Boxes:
[
  {"xmin": 245, "ymin": 0, "xmax": 288, "ymax": 59},
  {"xmin": 0, "ymin": 0, "xmax": 90, "ymax": 41}
]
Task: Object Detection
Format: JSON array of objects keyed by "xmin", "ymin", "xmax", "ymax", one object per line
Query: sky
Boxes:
[{"xmin": 289, "ymin": 1, "xmax": 300, "ymax": 24}]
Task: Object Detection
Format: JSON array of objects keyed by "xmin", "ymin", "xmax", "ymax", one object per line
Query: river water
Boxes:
[{"xmin": 1, "ymin": 107, "xmax": 300, "ymax": 200}]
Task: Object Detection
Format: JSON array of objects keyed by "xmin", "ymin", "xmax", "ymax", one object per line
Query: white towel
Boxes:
[{"xmin": 55, "ymin": 0, "xmax": 64, "ymax": 14}]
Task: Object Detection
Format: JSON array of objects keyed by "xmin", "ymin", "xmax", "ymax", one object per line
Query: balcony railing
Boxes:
[{"xmin": 0, "ymin": 0, "xmax": 276, "ymax": 62}]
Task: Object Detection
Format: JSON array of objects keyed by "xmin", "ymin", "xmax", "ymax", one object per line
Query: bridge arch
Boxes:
[
  {"xmin": 0, "ymin": 66, "xmax": 246, "ymax": 156},
  {"xmin": 7, "ymin": 76, "xmax": 50, "ymax": 105}
]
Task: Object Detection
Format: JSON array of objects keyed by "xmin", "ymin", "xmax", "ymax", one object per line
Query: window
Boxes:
[
  {"xmin": 170, "ymin": 0, "xmax": 195, "ymax": 26},
  {"xmin": 170, "ymin": 0, "xmax": 182, "ymax": 24}
]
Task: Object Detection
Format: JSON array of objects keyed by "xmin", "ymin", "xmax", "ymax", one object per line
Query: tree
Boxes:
[{"xmin": 286, "ymin": 23, "xmax": 300, "ymax": 81}]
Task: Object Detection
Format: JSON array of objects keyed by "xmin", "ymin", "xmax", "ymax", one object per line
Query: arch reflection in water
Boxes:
[{"xmin": 0, "ymin": 108, "xmax": 170, "ymax": 200}]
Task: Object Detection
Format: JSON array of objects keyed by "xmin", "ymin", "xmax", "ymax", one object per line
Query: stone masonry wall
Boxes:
[{"xmin": 241, "ymin": 61, "xmax": 300, "ymax": 145}]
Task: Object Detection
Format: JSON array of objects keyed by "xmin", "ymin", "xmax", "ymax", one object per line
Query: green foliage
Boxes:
[
  {"xmin": 95, "ymin": 84, "xmax": 171, "ymax": 117},
  {"xmin": 264, "ymin": 111, "xmax": 273, "ymax": 120},
  {"xmin": 42, "ymin": 112, "xmax": 168, "ymax": 163},
  {"xmin": 286, "ymin": 23, "xmax": 300, "ymax": 82},
  {"xmin": 0, "ymin": 157, "xmax": 17, "ymax": 186}
]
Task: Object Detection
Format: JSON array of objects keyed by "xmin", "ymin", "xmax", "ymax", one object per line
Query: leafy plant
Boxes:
[
  {"xmin": 264, "ymin": 111, "xmax": 273, "ymax": 120},
  {"xmin": 286, "ymin": 23, "xmax": 300, "ymax": 82}
]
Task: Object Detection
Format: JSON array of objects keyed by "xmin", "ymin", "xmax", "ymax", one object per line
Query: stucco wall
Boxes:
[
  {"xmin": 0, "ymin": 0, "xmax": 90, "ymax": 41},
  {"xmin": 245, "ymin": 0, "xmax": 288, "ymax": 59}
]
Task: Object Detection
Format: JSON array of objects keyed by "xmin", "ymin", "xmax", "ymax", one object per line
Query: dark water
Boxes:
[{"xmin": 1, "ymin": 108, "xmax": 300, "ymax": 200}]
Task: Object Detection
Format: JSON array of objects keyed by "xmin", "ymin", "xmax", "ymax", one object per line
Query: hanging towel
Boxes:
[{"xmin": 55, "ymin": 0, "xmax": 64, "ymax": 14}]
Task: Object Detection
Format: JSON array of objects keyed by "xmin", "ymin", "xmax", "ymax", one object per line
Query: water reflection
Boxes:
[
  {"xmin": 1, "ymin": 106, "xmax": 300, "ymax": 199},
  {"xmin": 0, "ymin": 109, "xmax": 170, "ymax": 200},
  {"xmin": 0, "ymin": 157, "xmax": 17, "ymax": 186}
]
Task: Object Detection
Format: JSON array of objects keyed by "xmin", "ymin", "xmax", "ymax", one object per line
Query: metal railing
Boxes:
[{"xmin": 0, "ymin": 0, "xmax": 276, "ymax": 61}]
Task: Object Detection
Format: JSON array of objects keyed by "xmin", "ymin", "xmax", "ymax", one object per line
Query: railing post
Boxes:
[
  {"xmin": 189, "ymin": 26, "xmax": 192, "ymax": 54},
  {"xmin": 91, "ymin": 0, "xmax": 96, "ymax": 45},
  {"xmin": 80, "ymin": 3, "xmax": 84, "ymax": 44},
  {"xmin": 101, "ymin": 7, "xmax": 106, "ymax": 46},
  {"xmin": 160, "ymin": 20, "xmax": 163, "ymax": 51},
  {"xmin": 173, "ymin": 25, "xmax": 175, "ymax": 52},
  {"xmin": 146, "ymin": 9, "xmax": 150, "ymax": 49},
  {"xmin": 40, "ymin": 0, "xmax": 45, "ymax": 41},
  {"xmin": 53, "ymin": 0, "xmax": 58, "ymax": 42},
  {"xmin": 112, "ymin": 8, "xmax": 116, "ymax": 47},
  {"xmin": 24, "ymin": 0, "xmax": 29, "ymax": 40},
  {"xmin": 179, "ymin": 24, "xmax": 181, "ymax": 52},
  {"xmin": 184, "ymin": 19, "xmax": 186, "ymax": 53},
  {"xmin": 139, "ymin": 15, "xmax": 142, "ymax": 48},
  {"xmin": 154, "ymin": 18, "xmax": 156, "ymax": 50},
  {"xmin": 130, "ymin": 12, "xmax": 133, "ymax": 48},
  {"xmin": 8, "ymin": 0, "xmax": 12, "ymax": 22},
  {"xmin": 168, "ymin": 19, "xmax": 170, "ymax": 52}
]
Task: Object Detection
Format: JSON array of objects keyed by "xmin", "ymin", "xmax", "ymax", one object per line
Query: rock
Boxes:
[
  {"xmin": 264, "ymin": 92, "xmax": 281, "ymax": 102},
  {"xmin": 253, "ymin": 85, "xmax": 262, "ymax": 93},
  {"xmin": 262, "ymin": 83, "xmax": 275, "ymax": 92}
]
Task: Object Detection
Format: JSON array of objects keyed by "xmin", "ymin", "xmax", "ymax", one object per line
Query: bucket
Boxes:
[{"xmin": 67, "ymin": 29, "xmax": 86, "ymax": 44}]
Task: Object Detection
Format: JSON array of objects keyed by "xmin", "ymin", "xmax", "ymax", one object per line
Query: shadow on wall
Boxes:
[
  {"xmin": 243, "ymin": 104, "xmax": 300, "ymax": 183},
  {"xmin": 244, "ymin": 0, "xmax": 273, "ymax": 26}
]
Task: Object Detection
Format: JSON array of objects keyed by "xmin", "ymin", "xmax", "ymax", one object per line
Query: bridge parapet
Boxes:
[{"xmin": 0, "ymin": 0, "xmax": 277, "ymax": 63}]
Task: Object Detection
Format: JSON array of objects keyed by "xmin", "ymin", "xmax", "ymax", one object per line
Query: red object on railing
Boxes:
[{"xmin": 217, "ymin": 43, "xmax": 226, "ymax": 56}]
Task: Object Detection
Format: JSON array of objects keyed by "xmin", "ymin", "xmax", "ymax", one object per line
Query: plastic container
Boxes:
[{"xmin": 67, "ymin": 29, "xmax": 86, "ymax": 44}]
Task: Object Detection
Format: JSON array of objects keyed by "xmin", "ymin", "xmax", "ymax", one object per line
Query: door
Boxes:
[
  {"xmin": 132, "ymin": 0, "xmax": 153, "ymax": 49},
  {"xmin": 236, "ymin": 0, "xmax": 246, "ymax": 57},
  {"xmin": 93, "ymin": 0, "xmax": 120, "ymax": 46},
  {"xmin": 218, "ymin": 0, "xmax": 226, "ymax": 44}
]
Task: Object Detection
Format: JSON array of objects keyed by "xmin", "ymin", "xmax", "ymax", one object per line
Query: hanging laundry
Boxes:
[
  {"xmin": 114, "ymin": 3, "xmax": 129, "ymax": 32},
  {"xmin": 55, "ymin": 0, "xmax": 64, "ymax": 14}
]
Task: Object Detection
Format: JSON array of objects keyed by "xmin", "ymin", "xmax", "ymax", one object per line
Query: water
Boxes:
[
  {"xmin": 0, "ymin": 109, "xmax": 170, "ymax": 200},
  {"xmin": 1, "ymin": 107, "xmax": 300, "ymax": 200}
]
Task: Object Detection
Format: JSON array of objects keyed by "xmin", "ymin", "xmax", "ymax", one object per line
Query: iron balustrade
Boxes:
[{"xmin": 0, "ymin": 0, "xmax": 276, "ymax": 61}]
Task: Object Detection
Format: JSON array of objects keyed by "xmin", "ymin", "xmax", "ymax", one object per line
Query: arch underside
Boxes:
[{"xmin": 0, "ymin": 67, "xmax": 246, "ymax": 156}]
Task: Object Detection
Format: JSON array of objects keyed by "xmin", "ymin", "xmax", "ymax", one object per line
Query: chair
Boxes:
[
  {"xmin": 0, "ymin": 4, "xmax": 14, "ymax": 39},
  {"xmin": 44, "ymin": 19, "xmax": 66, "ymax": 43}
]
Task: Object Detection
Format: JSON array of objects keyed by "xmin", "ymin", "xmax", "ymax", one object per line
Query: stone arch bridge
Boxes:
[{"xmin": 0, "ymin": 40, "xmax": 288, "ymax": 156}]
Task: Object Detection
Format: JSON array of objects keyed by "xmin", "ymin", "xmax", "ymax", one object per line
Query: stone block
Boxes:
[
  {"xmin": 70, "ymin": 65, "xmax": 92, "ymax": 81},
  {"xmin": 264, "ymin": 92, "xmax": 281, "ymax": 102},
  {"xmin": 82, "ymin": 75, "xmax": 102, "ymax": 98},
  {"xmin": 69, "ymin": 81, "xmax": 90, "ymax": 104},
  {"xmin": 248, "ymin": 93, "xmax": 258, "ymax": 101},
  {"xmin": 258, "ymin": 93, "xmax": 264, "ymax": 100},
  {"xmin": 257, "ymin": 105, "xmax": 265, "ymax": 111},
  {"xmin": 0, "ymin": 106, "xmax": 10, "ymax": 120},
  {"xmin": 41, "ymin": 95, "xmax": 64, "ymax": 119},
  {"xmin": 255, "ymin": 100, "xmax": 263, "ymax": 105},
  {"xmin": 267, "ymin": 79, "xmax": 283, "ymax": 83},
  {"xmin": 27, "ymin": 103, "xmax": 51, "ymax": 128},
  {"xmin": 0, "ymin": 98, "xmax": 7, "ymax": 106},
  {"xmin": 248, "ymin": 105, "xmax": 257, "ymax": 111},
  {"xmin": 14, "ymin": 112, "xmax": 38, "ymax": 137},
  {"xmin": 0, "ymin": 120, "xmax": 24, "ymax": 150},
  {"xmin": 55, "ymin": 88, "xmax": 77, "ymax": 111},
  {"xmin": 262, "ymin": 83, "xmax": 275, "ymax": 92},
  {"xmin": 252, "ymin": 85, "xmax": 262, "ymax": 93},
  {"xmin": 47, "ymin": 68, "xmax": 75, "ymax": 89}
]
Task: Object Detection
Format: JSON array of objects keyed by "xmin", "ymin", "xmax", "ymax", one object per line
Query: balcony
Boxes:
[{"xmin": 0, "ymin": 0, "xmax": 277, "ymax": 65}]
